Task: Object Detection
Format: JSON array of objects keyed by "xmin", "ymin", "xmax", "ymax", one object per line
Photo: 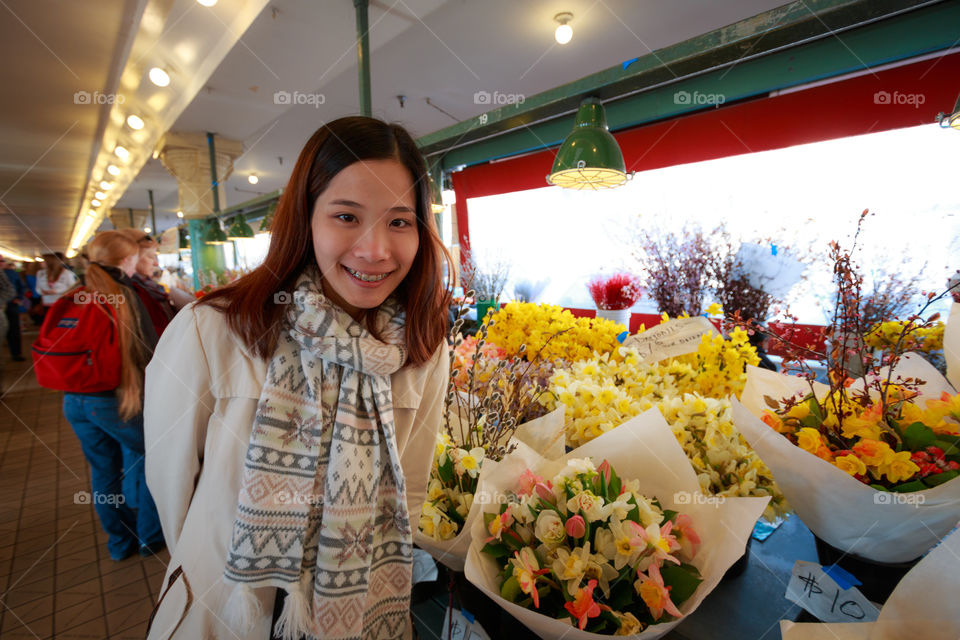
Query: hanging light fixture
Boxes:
[
  {"xmin": 227, "ymin": 216, "xmax": 255, "ymax": 240},
  {"xmin": 179, "ymin": 226, "xmax": 190, "ymax": 251},
  {"xmin": 547, "ymin": 97, "xmax": 629, "ymax": 190},
  {"xmin": 204, "ymin": 218, "xmax": 229, "ymax": 244},
  {"xmin": 554, "ymin": 12, "xmax": 574, "ymax": 45},
  {"xmin": 258, "ymin": 201, "xmax": 277, "ymax": 234},
  {"xmin": 936, "ymin": 91, "xmax": 960, "ymax": 130}
]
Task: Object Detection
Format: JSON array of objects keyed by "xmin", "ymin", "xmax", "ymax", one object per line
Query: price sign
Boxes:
[
  {"xmin": 620, "ymin": 316, "xmax": 718, "ymax": 363},
  {"xmin": 785, "ymin": 560, "xmax": 879, "ymax": 623},
  {"xmin": 441, "ymin": 607, "xmax": 491, "ymax": 640}
]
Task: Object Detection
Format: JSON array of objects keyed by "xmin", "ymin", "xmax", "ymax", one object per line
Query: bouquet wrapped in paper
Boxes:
[
  {"xmin": 465, "ymin": 408, "xmax": 769, "ymax": 639},
  {"xmin": 415, "ymin": 303, "xmax": 565, "ymax": 570},
  {"xmin": 542, "ymin": 318, "xmax": 788, "ymax": 521},
  {"xmin": 779, "ymin": 527, "xmax": 960, "ymax": 640}
]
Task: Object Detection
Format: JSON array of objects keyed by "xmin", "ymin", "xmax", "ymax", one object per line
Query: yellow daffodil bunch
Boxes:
[
  {"xmin": 762, "ymin": 389, "xmax": 960, "ymax": 491},
  {"xmin": 418, "ymin": 432, "xmax": 486, "ymax": 541},
  {"xmin": 864, "ymin": 320, "xmax": 945, "ymax": 354},
  {"xmin": 543, "ymin": 346, "xmax": 787, "ymax": 519},
  {"xmin": 485, "ymin": 302, "xmax": 625, "ymax": 364}
]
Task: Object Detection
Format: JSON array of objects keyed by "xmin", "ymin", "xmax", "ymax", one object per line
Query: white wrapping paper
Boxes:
[
  {"xmin": 735, "ymin": 354, "xmax": 960, "ymax": 563},
  {"xmin": 780, "ymin": 527, "xmax": 960, "ymax": 640},
  {"xmin": 946, "ymin": 302, "xmax": 960, "ymax": 390},
  {"xmin": 464, "ymin": 408, "xmax": 769, "ymax": 639},
  {"xmin": 415, "ymin": 408, "xmax": 566, "ymax": 571}
]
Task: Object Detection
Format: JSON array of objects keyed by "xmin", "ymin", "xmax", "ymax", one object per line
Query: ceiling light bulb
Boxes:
[
  {"xmin": 95, "ymin": 191, "xmax": 105, "ymax": 199},
  {"xmin": 197, "ymin": 0, "xmax": 217, "ymax": 6},
  {"xmin": 148, "ymin": 67, "xmax": 170, "ymax": 87},
  {"xmin": 177, "ymin": 210, "xmax": 184, "ymax": 218},
  {"xmin": 107, "ymin": 164, "xmax": 120, "ymax": 176},
  {"xmin": 115, "ymin": 146, "xmax": 130, "ymax": 160},
  {"xmin": 248, "ymin": 174, "xmax": 259, "ymax": 185},
  {"xmin": 91, "ymin": 199, "xmax": 101, "ymax": 207},
  {"xmin": 144, "ymin": 226, "xmax": 152, "ymax": 234},
  {"xmin": 554, "ymin": 12, "xmax": 574, "ymax": 44},
  {"xmin": 127, "ymin": 114, "xmax": 145, "ymax": 130},
  {"xmin": 100, "ymin": 181, "xmax": 112, "ymax": 190}
]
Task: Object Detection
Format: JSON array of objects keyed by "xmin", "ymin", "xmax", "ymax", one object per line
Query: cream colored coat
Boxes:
[{"xmin": 143, "ymin": 303, "xmax": 446, "ymax": 640}]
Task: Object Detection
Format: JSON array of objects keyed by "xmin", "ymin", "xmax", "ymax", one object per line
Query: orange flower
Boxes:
[
  {"xmin": 635, "ymin": 563, "xmax": 682, "ymax": 621},
  {"xmin": 564, "ymin": 579, "xmax": 602, "ymax": 630}
]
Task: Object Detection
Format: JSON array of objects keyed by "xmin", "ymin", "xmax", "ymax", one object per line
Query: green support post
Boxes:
[{"xmin": 354, "ymin": 0, "xmax": 371, "ymax": 117}]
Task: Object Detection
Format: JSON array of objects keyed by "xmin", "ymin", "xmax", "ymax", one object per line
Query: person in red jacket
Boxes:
[{"xmin": 119, "ymin": 230, "xmax": 191, "ymax": 337}]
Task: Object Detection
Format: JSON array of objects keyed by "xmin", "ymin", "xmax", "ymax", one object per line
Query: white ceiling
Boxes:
[{"xmin": 0, "ymin": 0, "xmax": 791, "ymax": 255}]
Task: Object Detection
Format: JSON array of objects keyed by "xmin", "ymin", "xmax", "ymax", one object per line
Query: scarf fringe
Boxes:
[
  {"xmin": 273, "ymin": 578, "xmax": 313, "ymax": 640},
  {"xmin": 223, "ymin": 583, "xmax": 262, "ymax": 635}
]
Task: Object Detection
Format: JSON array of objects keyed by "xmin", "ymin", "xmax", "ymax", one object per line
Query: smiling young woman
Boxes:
[{"xmin": 143, "ymin": 117, "xmax": 452, "ymax": 640}]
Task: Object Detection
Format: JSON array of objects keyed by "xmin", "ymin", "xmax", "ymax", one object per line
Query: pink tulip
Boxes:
[
  {"xmin": 598, "ymin": 459, "xmax": 612, "ymax": 484},
  {"xmin": 534, "ymin": 482, "xmax": 555, "ymax": 504},
  {"xmin": 565, "ymin": 514, "xmax": 586, "ymax": 538}
]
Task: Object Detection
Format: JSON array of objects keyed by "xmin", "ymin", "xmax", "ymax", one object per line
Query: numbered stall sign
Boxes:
[{"xmin": 785, "ymin": 560, "xmax": 880, "ymax": 623}]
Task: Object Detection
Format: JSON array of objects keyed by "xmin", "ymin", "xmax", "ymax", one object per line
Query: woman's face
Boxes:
[
  {"xmin": 120, "ymin": 252, "xmax": 138, "ymax": 277},
  {"xmin": 311, "ymin": 159, "xmax": 420, "ymax": 320},
  {"xmin": 136, "ymin": 247, "xmax": 159, "ymax": 278}
]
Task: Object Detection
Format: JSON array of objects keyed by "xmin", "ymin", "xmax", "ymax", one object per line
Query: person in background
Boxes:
[
  {"xmin": 0, "ymin": 259, "xmax": 25, "ymax": 361},
  {"xmin": 0, "ymin": 269, "xmax": 14, "ymax": 393},
  {"xmin": 61, "ymin": 231, "xmax": 164, "ymax": 561},
  {"xmin": 119, "ymin": 230, "xmax": 177, "ymax": 336},
  {"xmin": 37, "ymin": 252, "xmax": 79, "ymax": 314},
  {"xmin": 21, "ymin": 261, "xmax": 43, "ymax": 326}
]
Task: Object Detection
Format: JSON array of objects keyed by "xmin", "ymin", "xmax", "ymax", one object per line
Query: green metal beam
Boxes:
[
  {"xmin": 417, "ymin": 0, "xmax": 953, "ymax": 170},
  {"xmin": 355, "ymin": 0, "xmax": 372, "ymax": 117}
]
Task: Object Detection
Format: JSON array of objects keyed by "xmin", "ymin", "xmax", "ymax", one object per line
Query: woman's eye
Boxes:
[
  {"xmin": 390, "ymin": 218, "xmax": 413, "ymax": 228},
  {"xmin": 335, "ymin": 213, "xmax": 357, "ymax": 223}
]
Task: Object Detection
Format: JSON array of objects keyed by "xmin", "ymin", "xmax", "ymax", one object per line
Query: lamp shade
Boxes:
[
  {"xmin": 946, "ymin": 92, "xmax": 960, "ymax": 130},
  {"xmin": 178, "ymin": 226, "xmax": 189, "ymax": 250},
  {"xmin": 227, "ymin": 217, "xmax": 255, "ymax": 240},
  {"xmin": 429, "ymin": 174, "xmax": 445, "ymax": 214},
  {"xmin": 204, "ymin": 219, "xmax": 229, "ymax": 244},
  {"xmin": 547, "ymin": 97, "xmax": 628, "ymax": 190}
]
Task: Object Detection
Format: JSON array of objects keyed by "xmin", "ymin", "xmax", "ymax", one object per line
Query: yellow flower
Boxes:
[
  {"xmin": 705, "ymin": 302, "xmax": 723, "ymax": 316},
  {"xmin": 834, "ymin": 454, "xmax": 866, "ymax": 476},
  {"xmin": 879, "ymin": 450, "xmax": 920, "ymax": 484},
  {"xmin": 852, "ymin": 439, "xmax": 894, "ymax": 467},
  {"xmin": 796, "ymin": 427, "xmax": 822, "ymax": 454}
]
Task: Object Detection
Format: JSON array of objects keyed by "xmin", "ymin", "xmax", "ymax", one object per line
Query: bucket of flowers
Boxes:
[{"xmin": 587, "ymin": 273, "xmax": 644, "ymax": 329}]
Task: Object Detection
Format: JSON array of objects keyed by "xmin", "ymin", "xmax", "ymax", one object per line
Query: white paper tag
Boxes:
[
  {"xmin": 621, "ymin": 316, "xmax": 719, "ymax": 363},
  {"xmin": 785, "ymin": 560, "xmax": 880, "ymax": 623},
  {"xmin": 440, "ymin": 607, "xmax": 491, "ymax": 640}
]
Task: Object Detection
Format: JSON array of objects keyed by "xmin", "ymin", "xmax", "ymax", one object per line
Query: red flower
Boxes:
[
  {"xmin": 587, "ymin": 273, "xmax": 644, "ymax": 311},
  {"xmin": 564, "ymin": 579, "xmax": 602, "ymax": 630}
]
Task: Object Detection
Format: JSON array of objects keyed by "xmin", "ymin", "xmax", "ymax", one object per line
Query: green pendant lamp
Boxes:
[
  {"xmin": 178, "ymin": 226, "xmax": 190, "ymax": 251},
  {"xmin": 204, "ymin": 218, "xmax": 229, "ymax": 244},
  {"xmin": 259, "ymin": 201, "xmax": 277, "ymax": 234},
  {"xmin": 429, "ymin": 173, "xmax": 445, "ymax": 214},
  {"xmin": 227, "ymin": 216, "xmax": 255, "ymax": 240},
  {"xmin": 937, "ymin": 91, "xmax": 960, "ymax": 130},
  {"xmin": 547, "ymin": 97, "xmax": 629, "ymax": 190}
]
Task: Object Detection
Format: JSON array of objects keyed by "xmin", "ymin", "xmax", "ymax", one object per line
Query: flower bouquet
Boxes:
[
  {"xmin": 415, "ymin": 302, "xmax": 565, "ymax": 570},
  {"xmin": 541, "ymin": 330, "xmax": 788, "ymax": 521},
  {"xmin": 464, "ymin": 408, "xmax": 770, "ymax": 639},
  {"xmin": 733, "ymin": 214, "xmax": 960, "ymax": 562},
  {"xmin": 945, "ymin": 302, "xmax": 959, "ymax": 389},
  {"xmin": 588, "ymin": 273, "xmax": 643, "ymax": 327},
  {"xmin": 779, "ymin": 527, "xmax": 960, "ymax": 640}
]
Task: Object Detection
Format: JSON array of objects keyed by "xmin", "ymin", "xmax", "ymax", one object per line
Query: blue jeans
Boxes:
[{"xmin": 63, "ymin": 393, "xmax": 164, "ymax": 559}]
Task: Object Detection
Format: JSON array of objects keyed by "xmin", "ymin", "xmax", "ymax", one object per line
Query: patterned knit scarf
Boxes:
[{"xmin": 223, "ymin": 273, "xmax": 413, "ymax": 640}]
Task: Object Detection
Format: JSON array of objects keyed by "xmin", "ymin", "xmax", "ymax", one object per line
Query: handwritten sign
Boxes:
[
  {"xmin": 621, "ymin": 317, "xmax": 718, "ymax": 363},
  {"xmin": 441, "ymin": 607, "xmax": 491, "ymax": 640},
  {"xmin": 785, "ymin": 560, "xmax": 879, "ymax": 623}
]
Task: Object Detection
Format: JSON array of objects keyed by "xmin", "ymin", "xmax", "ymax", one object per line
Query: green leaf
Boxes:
[
  {"xmin": 902, "ymin": 422, "xmax": 936, "ymax": 451},
  {"xmin": 500, "ymin": 575, "xmax": 521, "ymax": 602},
  {"xmin": 481, "ymin": 541, "xmax": 511, "ymax": 558},
  {"xmin": 924, "ymin": 469, "xmax": 959, "ymax": 487},
  {"xmin": 659, "ymin": 563, "xmax": 703, "ymax": 606},
  {"xmin": 890, "ymin": 479, "xmax": 927, "ymax": 493},
  {"xmin": 799, "ymin": 414, "xmax": 821, "ymax": 429},
  {"xmin": 807, "ymin": 398, "xmax": 824, "ymax": 421}
]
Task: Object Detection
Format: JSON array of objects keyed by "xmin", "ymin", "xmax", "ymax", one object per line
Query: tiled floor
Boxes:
[{"xmin": 0, "ymin": 331, "xmax": 168, "ymax": 639}]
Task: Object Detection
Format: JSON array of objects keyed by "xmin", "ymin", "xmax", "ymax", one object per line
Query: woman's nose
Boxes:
[{"xmin": 352, "ymin": 226, "xmax": 390, "ymax": 262}]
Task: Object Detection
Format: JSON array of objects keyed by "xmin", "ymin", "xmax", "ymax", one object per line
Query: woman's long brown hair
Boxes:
[
  {"xmin": 199, "ymin": 116, "xmax": 452, "ymax": 366},
  {"xmin": 84, "ymin": 232, "xmax": 151, "ymax": 419}
]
